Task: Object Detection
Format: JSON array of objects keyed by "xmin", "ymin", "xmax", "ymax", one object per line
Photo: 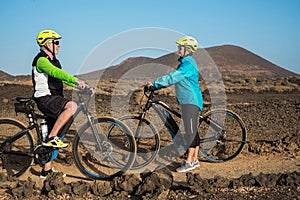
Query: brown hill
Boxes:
[
  {"xmin": 0, "ymin": 70, "xmax": 14, "ymax": 81},
  {"xmin": 206, "ymin": 45, "xmax": 298, "ymax": 79},
  {"xmin": 78, "ymin": 56, "xmax": 153, "ymax": 80},
  {"xmin": 79, "ymin": 44, "xmax": 299, "ymax": 80},
  {"xmin": 1, "ymin": 45, "xmax": 299, "ymax": 82},
  {"xmin": 0, "ymin": 70, "xmax": 31, "ymax": 82}
]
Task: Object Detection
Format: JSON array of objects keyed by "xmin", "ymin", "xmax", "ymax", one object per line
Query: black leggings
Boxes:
[{"xmin": 181, "ymin": 104, "xmax": 200, "ymax": 148}]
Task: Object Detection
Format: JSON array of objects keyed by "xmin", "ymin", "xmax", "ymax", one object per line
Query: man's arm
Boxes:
[{"xmin": 36, "ymin": 57, "xmax": 77, "ymax": 87}]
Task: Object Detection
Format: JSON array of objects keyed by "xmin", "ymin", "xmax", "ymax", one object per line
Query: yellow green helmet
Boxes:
[
  {"xmin": 176, "ymin": 36, "xmax": 198, "ymax": 52},
  {"xmin": 36, "ymin": 30, "xmax": 62, "ymax": 46}
]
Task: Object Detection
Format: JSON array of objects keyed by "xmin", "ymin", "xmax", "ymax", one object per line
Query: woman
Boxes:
[{"xmin": 146, "ymin": 36, "xmax": 203, "ymax": 172}]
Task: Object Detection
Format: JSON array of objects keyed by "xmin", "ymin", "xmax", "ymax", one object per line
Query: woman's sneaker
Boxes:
[
  {"xmin": 42, "ymin": 136, "xmax": 68, "ymax": 148},
  {"xmin": 192, "ymin": 160, "xmax": 200, "ymax": 168},
  {"xmin": 40, "ymin": 168, "xmax": 66, "ymax": 179},
  {"xmin": 176, "ymin": 160, "xmax": 195, "ymax": 172}
]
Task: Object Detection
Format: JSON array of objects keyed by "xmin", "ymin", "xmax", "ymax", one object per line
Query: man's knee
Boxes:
[{"xmin": 65, "ymin": 101, "xmax": 77, "ymax": 114}]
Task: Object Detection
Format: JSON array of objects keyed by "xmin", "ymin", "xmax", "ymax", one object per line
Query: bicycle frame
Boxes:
[
  {"xmin": 121, "ymin": 88, "xmax": 246, "ymax": 165},
  {"xmin": 53, "ymin": 90, "xmax": 106, "ymax": 152},
  {"xmin": 1, "ymin": 112, "xmax": 45, "ymax": 148},
  {"xmin": 69, "ymin": 93, "xmax": 107, "ymax": 152},
  {"xmin": 140, "ymin": 90, "xmax": 224, "ymax": 144},
  {"xmin": 2, "ymin": 89, "xmax": 104, "ymax": 154}
]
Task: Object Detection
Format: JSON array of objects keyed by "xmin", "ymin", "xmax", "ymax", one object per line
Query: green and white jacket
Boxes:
[{"xmin": 32, "ymin": 51, "xmax": 77, "ymax": 98}]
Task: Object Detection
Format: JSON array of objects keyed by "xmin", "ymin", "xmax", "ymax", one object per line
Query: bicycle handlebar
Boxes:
[
  {"xmin": 77, "ymin": 86, "xmax": 94, "ymax": 96},
  {"xmin": 75, "ymin": 86, "xmax": 95, "ymax": 105},
  {"xmin": 144, "ymin": 85, "xmax": 155, "ymax": 92},
  {"xmin": 143, "ymin": 85, "xmax": 155, "ymax": 100}
]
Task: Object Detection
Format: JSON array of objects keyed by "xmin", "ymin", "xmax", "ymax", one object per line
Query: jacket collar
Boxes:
[{"xmin": 179, "ymin": 55, "xmax": 193, "ymax": 63}]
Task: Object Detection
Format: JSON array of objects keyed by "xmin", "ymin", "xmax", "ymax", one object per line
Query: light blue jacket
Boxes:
[{"xmin": 152, "ymin": 55, "xmax": 203, "ymax": 111}]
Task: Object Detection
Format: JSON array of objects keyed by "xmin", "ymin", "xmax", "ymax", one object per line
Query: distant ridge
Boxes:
[
  {"xmin": 1, "ymin": 44, "xmax": 299, "ymax": 82},
  {"xmin": 79, "ymin": 44, "xmax": 299, "ymax": 80},
  {"xmin": 0, "ymin": 70, "xmax": 14, "ymax": 81},
  {"xmin": 205, "ymin": 45, "xmax": 297, "ymax": 79},
  {"xmin": 0, "ymin": 70, "xmax": 31, "ymax": 82}
]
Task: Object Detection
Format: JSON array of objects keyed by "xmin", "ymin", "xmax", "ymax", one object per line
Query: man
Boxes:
[
  {"xmin": 32, "ymin": 29, "xmax": 85, "ymax": 178},
  {"xmin": 147, "ymin": 36, "xmax": 203, "ymax": 172}
]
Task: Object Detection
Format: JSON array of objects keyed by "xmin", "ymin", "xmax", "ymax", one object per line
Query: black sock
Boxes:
[{"xmin": 45, "ymin": 136, "xmax": 55, "ymax": 142}]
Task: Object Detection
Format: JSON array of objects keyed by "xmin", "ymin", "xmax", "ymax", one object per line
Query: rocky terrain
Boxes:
[
  {"xmin": 0, "ymin": 44, "xmax": 299, "ymax": 199},
  {"xmin": 0, "ymin": 80, "xmax": 299, "ymax": 199}
]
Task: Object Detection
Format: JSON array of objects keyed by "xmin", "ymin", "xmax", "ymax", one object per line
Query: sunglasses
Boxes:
[{"xmin": 53, "ymin": 40, "xmax": 60, "ymax": 45}]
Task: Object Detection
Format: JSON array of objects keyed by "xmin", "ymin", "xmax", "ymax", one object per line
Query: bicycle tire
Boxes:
[
  {"xmin": 198, "ymin": 109, "xmax": 246, "ymax": 162},
  {"xmin": 0, "ymin": 118, "xmax": 34, "ymax": 177},
  {"xmin": 119, "ymin": 115, "xmax": 160, "ymax": 170},
  {"xmin": 73, "ymin": 117, "xmax": 136, "ymax": 180}
]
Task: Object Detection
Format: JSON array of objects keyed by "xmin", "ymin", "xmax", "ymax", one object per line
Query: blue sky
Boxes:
[{"xmin": 0, "ymin": 0, "xmax": 299, "ymax": 75}]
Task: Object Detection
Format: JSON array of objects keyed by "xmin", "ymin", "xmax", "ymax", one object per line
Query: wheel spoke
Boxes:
[
  {"xmin": 73, "ymin": 117, "xmax": 136, "ymax": 180},
  {"xmin": 0, "ymin": 119, "xmax": 34, "ymax": 177},
  {"xmin": 119, "ymin": 116, "xmax": 160, "ymax": 171},
  {"xmin": 198, "ymin": 110, "xmax": 246, "ymax": 162}
]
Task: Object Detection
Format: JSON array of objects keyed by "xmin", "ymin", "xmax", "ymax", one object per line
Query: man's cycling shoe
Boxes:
[
  {"xmin": 42, "ymin": 136, "xmax": 68, "ymax": 148},
  {"xmin": 40, "ymin": 168, "xmax": 66, "ymax": 179}
]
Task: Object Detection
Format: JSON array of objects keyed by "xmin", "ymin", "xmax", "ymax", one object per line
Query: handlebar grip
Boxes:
[
  {"xmin": 144, "ymin": 85, "xmax": 155, "ymax": 92},
  {"xmin": 77, "ymin": 86, "xmax": 94, "ymax": 95},
  {"xmin": 85, "ymin": 87, "xmax": 94, "ymax": 95}
]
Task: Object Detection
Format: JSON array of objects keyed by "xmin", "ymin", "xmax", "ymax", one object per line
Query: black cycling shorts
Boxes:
[{"xmin": 35, "ymin": 95, "xmax": 69, "ymax": 119}]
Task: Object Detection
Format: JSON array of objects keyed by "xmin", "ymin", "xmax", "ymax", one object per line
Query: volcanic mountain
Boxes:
[{"xmin": 78, "ymin": 45, "xmax": 299, "ymax": 80}]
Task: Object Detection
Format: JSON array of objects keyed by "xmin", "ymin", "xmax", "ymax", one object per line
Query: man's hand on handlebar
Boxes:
[
  {"xmin": 80, "ymin": 85, "xmax": 95, "ymax": 96},
  {"xmin": 75, "ymin": 79, "xmax": 86, "ymax": 89},
  {"xmin": 87, "ymin": 87, "xmax": 95, "ymax": 96},
  {"xmin": 75, "ymin": 79, "xmax": 95, "ymax": 97}
]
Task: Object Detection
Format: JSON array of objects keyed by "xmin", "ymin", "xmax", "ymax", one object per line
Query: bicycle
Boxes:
[
  {"xmin": 117, "ymin": 86, "xmax": 247, "ymax": 170},
  {"xmin": 0, "ymin": 87, "xmax": 136, "ymax": 180}
]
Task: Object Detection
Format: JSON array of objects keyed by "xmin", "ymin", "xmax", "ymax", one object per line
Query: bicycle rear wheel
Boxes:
[
  {"xmin": 73, "ymin": 117, "xmax": 136, "ymax": 180},
  {"xmin": 119, "ymin": 115, "xmax": 160, "ymax": 170},
  {"xmin": 0, "ymin": 118, "xmax": 34, "ymax": 177},
  {"xmin": 198, "ymin": 109, "xmax": 246, "ymax": 162}
]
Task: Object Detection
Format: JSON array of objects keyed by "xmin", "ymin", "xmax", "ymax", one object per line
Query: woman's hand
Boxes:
[
  {"xmin": 145, "ymin": 81, "xmax": 153, "ymax": 88},
  {"xmin": 144, "ymin": 81, "xmax": 155, "ymax": 92}
]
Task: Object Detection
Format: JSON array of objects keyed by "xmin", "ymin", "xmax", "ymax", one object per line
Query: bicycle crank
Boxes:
[{"xmin": 34, "ymin": 145, "xmax": 54, "ymax": 166}]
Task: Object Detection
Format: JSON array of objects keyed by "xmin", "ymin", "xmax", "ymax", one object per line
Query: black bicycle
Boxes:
[
  {"xmin": 118, "ymin": 86, "xmax": 247, "ymax": 170},
  {"xmin": 0, "ymin": 87, "xmax": 136, "ymax": 180}
]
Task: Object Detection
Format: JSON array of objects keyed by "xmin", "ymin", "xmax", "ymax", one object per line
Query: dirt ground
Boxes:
[
  {"xmin": 15, "ymin": 152, "xmax": 299, "ymax": 184},
  {"xmin": 0, "ymin": 83, "xmax": 299, "ymax": 199}
]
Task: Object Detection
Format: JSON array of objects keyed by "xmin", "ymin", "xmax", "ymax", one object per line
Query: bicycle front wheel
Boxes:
[
  {"xmin": 0, "ymin": 118, "xmax": 34, "ymax": 177},
  {"xmin": 119, "ymin": 115, "xmax": 160, "ymax": 170},
  {"xmin": 198, "ymin": 109, "xmax": 247, "ymax": 162},
  {"xmin": 73, "ymin": 117, "xmax": 136, "ymax": 180}
]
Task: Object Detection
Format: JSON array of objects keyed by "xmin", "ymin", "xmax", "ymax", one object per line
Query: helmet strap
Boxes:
[
  {"xmin": 51, "ymin": 40, "xmax": 56, "ymax": 59},
  {"xmin": 43, "ymin": 41, "xmax": 56, "ymax": 59},
  {"xmin": 183, "ymin": 47, "xmax": 191, "ymax": 57}
]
